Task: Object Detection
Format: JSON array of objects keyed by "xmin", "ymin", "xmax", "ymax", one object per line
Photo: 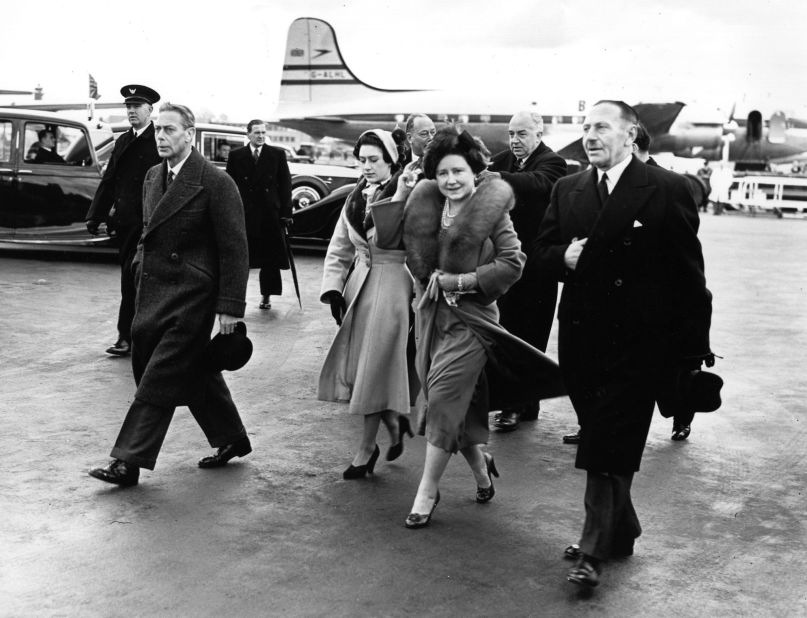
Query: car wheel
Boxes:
[{"xmin": 292, "ymin": 184, "xmax": 324, "ymax": 211}]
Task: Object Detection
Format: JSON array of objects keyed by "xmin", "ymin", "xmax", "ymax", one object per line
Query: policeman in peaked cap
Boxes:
[
  {"xmin": 120, "ymin": 84, "xmax": 160, "ymax": 105},
  {"xmin": 85, "ymin": 83, "xmax": 162, "ymax": 357}
]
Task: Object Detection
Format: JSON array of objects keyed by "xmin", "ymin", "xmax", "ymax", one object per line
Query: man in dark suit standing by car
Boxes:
[
  {"xmin": 478, "ymin": 110, "xmax": 567, "ymax": 432},
  {"xmin": 89, "ymin": 103, "xmax": 251, "ymax": 487},
  {"xmin": 533, "ymin": 100, "xmax": 713, "ymax": 588},
  {"xmin": 86, "ymin": 84, "xmax": 161, "ymax": 356},
  {"xmin": 226, "ymin": 119, "xmax": 292, "ymax": 310}
]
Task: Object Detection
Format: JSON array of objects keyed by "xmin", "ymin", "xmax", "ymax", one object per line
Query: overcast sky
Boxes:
[{"xmin": 3, "ymin": 0, "xmax": 806, "ymax": 122}]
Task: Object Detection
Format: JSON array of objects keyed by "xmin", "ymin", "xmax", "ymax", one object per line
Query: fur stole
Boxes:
[
  {"xmin": 403, "ymin": 178, "xmax": 514, "ymax": 282},
  {"xmin": 344, "ymin": 173, "xmax": 400, "ymax": 239}
]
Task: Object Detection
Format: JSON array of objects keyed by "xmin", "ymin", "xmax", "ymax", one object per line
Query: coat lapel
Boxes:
[
  {"xmin": 576, "ymin": 158, "xmax": 656, "ymax": 275},
  {"xmin": 143, "ymin": 150, "xmax": 204, "ymax": 237},
  {"xmin": 566, "ymin": 169, "xmax": 601, "ymax": 234}
]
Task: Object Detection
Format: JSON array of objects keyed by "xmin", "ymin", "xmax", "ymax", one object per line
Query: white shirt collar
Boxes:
[
  {"xmin": 168, "ymin": 149, "xmax": 193, "ymax": 178},
  {"xmin": 597, "ymin": 152, "xmax": 633, "ymax": 193},
  {"xmin": 132, "ymin": 123, "xmax": 150, "ymax": 138}
]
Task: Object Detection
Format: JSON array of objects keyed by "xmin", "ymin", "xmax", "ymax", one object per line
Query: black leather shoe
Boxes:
[
  {"xmin": 343, "ymin": 445, "xmax": 380, "ymax": 479},
  {"xmin": 562, "ymin": 429, "xmax": 581, "ymax": 444},
  {"xmin": 671, "ymin": 424, "xmax": 691, "ymax": 441},
  {"xmin": 567, "ymin": 557, "xmax": 601, "ymax": 588},
  {"xmin": 198, "ymin": 436, "xmax": 252, "ymax": 468},
  {"xmin": 106, "ymin": 339, "xmax": 131, "ymax": 356},
  {"xmin": 476, "ymin": 452, "xmax": 499, "ymax": 503},
  {"xmin": 405, "ymin": 491, "xmax": 440, "ymax": 529},
  {"xmin": 564, "ymin": 544, "xmax": 582, "ymax": 560},
  {"xmin": 386, "ymin": 415, "xmax": 414, "ymax": 462},
  {"xmin": 494, "ymin": 408, "xmax": 521, "ymax": 432},
  {"xmin": 88, "ymin": 459, "xmax": 139, "ymax": 486}
]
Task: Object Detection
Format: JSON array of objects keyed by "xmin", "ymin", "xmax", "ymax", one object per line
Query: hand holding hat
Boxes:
[{"xmin": 204, "ymin": 321, "xmax": 253, "ymax": 372}]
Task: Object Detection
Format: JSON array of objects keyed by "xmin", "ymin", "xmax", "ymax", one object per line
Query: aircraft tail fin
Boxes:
[{"xmin": 279, "ymin": 17, "xmax": 421, "ymax": 109}]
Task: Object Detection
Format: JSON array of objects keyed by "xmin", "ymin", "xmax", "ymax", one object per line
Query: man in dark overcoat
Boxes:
[
  {"xmin": 533, "ymin": 100, "xmax": 712, "ymax": 587},
  {"xmin": 226, "ymin": 119, "xmax": 292, "ymax": 310},
  {"xmin": 86, "ymin": 84, "xmax": 162, "ymax": 356},
  {"xmin": 478, "ymin": 110, "xmax": 567, "ymax": 431},
  {"xmin": 89, "ymin": 103, "xmax": 251, "ymax": 487}
]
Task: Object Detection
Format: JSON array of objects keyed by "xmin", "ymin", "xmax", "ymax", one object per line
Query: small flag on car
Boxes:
[{"xmin": 89, "ymin": 74, "xmax": 100, "ymax": 100}]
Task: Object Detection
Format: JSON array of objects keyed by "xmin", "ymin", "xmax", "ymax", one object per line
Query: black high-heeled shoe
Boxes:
[
  {"xmin": 386, "ymin": 415, "xmax": 414, "ymax": 461},
  {"xmin": 405, "ymin": 491, "xmax": 440, "ymax": 529},
  {"xmin": 476, "ymin": 452, "xmax": 499, "ymax": 503},
  {"xmin": 343, "ymin": 445, "xmax": 380, "ymax": 480}
]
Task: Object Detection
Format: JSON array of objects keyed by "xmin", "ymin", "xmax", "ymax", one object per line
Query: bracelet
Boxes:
[{"xmin": 458, "ymin": 274, "xmax": 464, "ymax": 293}]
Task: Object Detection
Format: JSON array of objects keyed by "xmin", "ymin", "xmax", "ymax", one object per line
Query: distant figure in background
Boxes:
[
  {"xmin": 33, "ymin": 129, "xmax": 65, "ymax": 164},
  {"xmin": 478, "ymin": 110, "xmax": 567, "ymax": 432},
  {"xmin": 226, "ymin": 119, "xmax": 292, "ymax": 310},
  {"xmin": 633, "ymin": 121, "xmax": 657, "ymax": 166},
  {"xmin": 88, "ymin": 102, "xmax": 252, "ymax": 487},
  {"xmin": 405, "ymin": 113, "xmax": 436, "ymax": 170},
  {"xmin": 696, "ymin": 159, "xmax": 713, "ymax": 211},
  {"xmin": 214, "ymin": 142, "xmax": 231, "ymax": 162},
  {"xmin": 318, "ymin": 129, "xmax": 417, "ymax": 479},
  {"xmin": 85, "ymin": 84, "xmax": 161, "ymax": 357}
]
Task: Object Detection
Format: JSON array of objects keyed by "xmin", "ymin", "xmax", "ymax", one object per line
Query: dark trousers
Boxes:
[
  {"xmin": 115, "ymin": 224, "xmax": 142, "ymax": 342},
  {"xmin": 258, "ymin": 266, "xmax": 282, "ymax": 297},
  {"xmin": 110, "ymin": 372, "xmax": 246, "ymax": 470},
  {"xmin": 579, "ymin": 471, "xmax": 642, "ymax": 561}
]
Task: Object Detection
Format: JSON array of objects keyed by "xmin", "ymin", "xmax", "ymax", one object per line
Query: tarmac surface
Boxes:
[{"xmin": 0, "ymin": 212, "xmax": 806, "ymax": 617}]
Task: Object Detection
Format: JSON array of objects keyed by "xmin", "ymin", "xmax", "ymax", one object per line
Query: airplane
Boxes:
[{"xmin": 275, "ymin": 17, "xmax": 807, "ymax": 168}]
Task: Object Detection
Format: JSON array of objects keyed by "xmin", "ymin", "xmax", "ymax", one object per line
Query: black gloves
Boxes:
[
  {"xmin": 323, "ymin": 291, "xmax": 346, "ymax": 326},
  {"xmin": 86, "ymin": 220, "xmax": 100, "ymax": 235},
  {"xmin": 281, "ymin": 217, "xmax": 293, "ymax": 232}
]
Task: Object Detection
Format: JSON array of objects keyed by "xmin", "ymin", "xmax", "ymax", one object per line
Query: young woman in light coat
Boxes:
[{"xmin": 318, "ymin": 129, "xmax": 418, "ymax": 479}]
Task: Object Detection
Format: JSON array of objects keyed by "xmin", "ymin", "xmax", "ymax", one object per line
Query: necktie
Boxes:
[
  {"xmin": 253, "ymin": 147, "xmax": 260, "ymax": 162},
  {"xmin": 167, "ymin": 170, "xmax": 175, "ymax": 188},
  {"xmin": 597, "ymin": 173, "xmax": 609, "ymax": 206},
  {"xmin": 517, "ymin": 158, "xmax": 526, "ymax": 170}
]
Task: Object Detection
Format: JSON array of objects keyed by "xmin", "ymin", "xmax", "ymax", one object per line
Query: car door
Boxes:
[{"xmin": 14, "ymin": 120, "xmax": 102, "ymax": 243}]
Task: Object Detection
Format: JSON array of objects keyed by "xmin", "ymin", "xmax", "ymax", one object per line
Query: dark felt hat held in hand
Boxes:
[{"xmin": 204, "ymin": 321, "xmax": 253, "ymax": 372}]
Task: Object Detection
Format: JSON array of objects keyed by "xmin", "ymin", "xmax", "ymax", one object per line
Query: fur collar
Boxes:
[{"xmin": 403, "ymin": 178, "xmax": 514, "ymax": 281}]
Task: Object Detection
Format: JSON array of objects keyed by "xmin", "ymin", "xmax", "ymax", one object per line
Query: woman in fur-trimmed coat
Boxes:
[
  {"xmin": 393, "ymin": 128, "xmax": 564, "ymax": 529},
  {"xmin": 318, "ymin": 129, "xmax": 419, "ymax": 480}
]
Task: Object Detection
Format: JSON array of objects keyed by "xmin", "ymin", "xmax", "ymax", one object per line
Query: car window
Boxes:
[
  {"xmin": 0, "ymin": 120, "xmax": 11, "ymax": 163},
  {"xmin": 23, "ymin": 122, "xmax": 92, "ymax": 166},
  {"xmin": 200, "ymin": 131, "xmax": 246, "ymax": 163}
]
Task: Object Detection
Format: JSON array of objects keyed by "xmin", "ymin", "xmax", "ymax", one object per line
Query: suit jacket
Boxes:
[
  {"xmin": 534, "ymin": 157, "xmax": 711, "ymax": 471},
  {"xmin": 33, "ymin": 147, "xmax": 65, "ymax": 164},
  {"xmin": 86, "ymin": 123, "xmax": 160, "ymax": 229},
  {"xmin": 490, "ymin": 142, "xmax": 567, "ymax": 351},
  {"xmin": 130, "ymin": 149, "xmax": 249, "ymax": 407},
  {"xmin": 226, "ymin": 144, "xmax": 292, "ymax": 269}
]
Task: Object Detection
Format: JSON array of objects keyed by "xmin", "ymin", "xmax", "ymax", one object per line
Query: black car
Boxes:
[
  {"xmin": 0, "ymin": 109, "xmax": 114, "ymax": 252},
  {"xmin": 0, "ymin": 111, "xmax": 354, "ymax": 254}
]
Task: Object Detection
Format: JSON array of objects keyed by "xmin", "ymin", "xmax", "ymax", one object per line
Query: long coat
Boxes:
[
  {"xmin": 318, "ymin": 178, "xmax": 417, "ymax": 416},
  {"xmin": 226, "ymin": 144, "xmax": 292, "ymax": 269},
  {"xmin": 86, "ymin": 123, "xmax": 160, "ymax": 229},
  {"xmin": 131, "ymin": 149, "xmax": 249, "ymax": 407},
  {"xmin": 490, "ymin": 142, "xmax": 567, "ymax": 351},
  {"xmin": 404, "ymin": 179, "xmax": 565, "ymax": 416},
  {"xmin": 533, "ymin": 158, "xmax": 712, "ymax": 472}
]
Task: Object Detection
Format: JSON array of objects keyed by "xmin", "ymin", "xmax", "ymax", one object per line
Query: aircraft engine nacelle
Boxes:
[{"xmin": 746, "ymin": 111, "xmax": 762, "ymax": 143}]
